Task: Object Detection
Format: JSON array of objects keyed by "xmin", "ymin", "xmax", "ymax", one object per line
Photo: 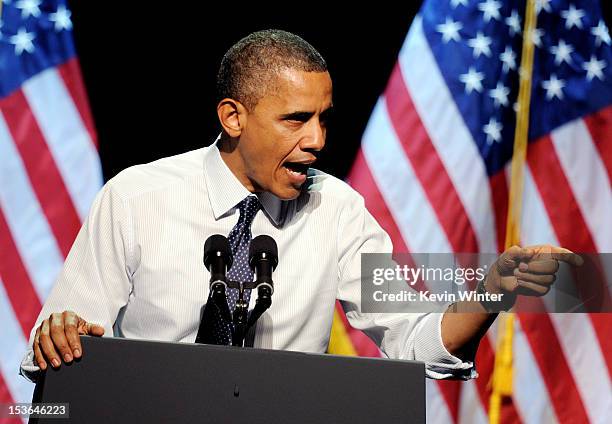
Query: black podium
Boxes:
[{"xmin": 32, "ymin": 336, "xmax": 425, "ymax": 423}]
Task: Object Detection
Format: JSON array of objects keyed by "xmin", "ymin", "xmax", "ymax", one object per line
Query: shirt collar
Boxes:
[{"xmin": 203, "ymin": 138, "xmax": 286, "ymax": 226}]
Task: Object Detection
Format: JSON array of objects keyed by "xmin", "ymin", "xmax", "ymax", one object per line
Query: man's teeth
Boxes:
[{"xmin": 284, "ymin": 164, "xmax": 306, "ymax": 175}]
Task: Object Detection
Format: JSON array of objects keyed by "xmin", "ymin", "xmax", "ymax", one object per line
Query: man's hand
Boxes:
[
  {"xmin": 33, "ymin": 311, "xmax": 104, "ymax": 370},
  {"xmin": 486, "ymin": 245, "xmax": 584, "ymax": 298}
]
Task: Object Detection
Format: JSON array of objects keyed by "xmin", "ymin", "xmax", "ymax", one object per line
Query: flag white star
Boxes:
[
  {"xmin": 49, "ymin": 5, "xmax": 73, "ymax": 31},
  {"xmin": 550, "ymin": 40, "xmax": 574, "ymax": 65},
  {"xmin": 500, "ymin": 46, "xmax": 517, "ymax": 73},
  {"xmin": 483, "ymin": 118, "xmax": 503, "ymax": 145},
  {"xmin": 468, "ymin": 32, "xmax": 492, "ymax": 58},
  {"xmin": 531, "ymin": 28, "xmax": 544, "ymax": 48},
  {"xmin": 478, "ymin": 0, "xmax": 502, "ymax": 23},
  {"xmin": 583, "ymin": 55, "xmax": 606, "ymax": 81},
  {"xmin": 489, "ymin": 82, "xmax": 510, "ymax": 108},
  {"xmin": 16, "ymin": 0, "xmax": 41, "ymax": 19},
  {"xmin": 505, "ymin": 10, "xmax": 521, "ymax": 36},
  {"xmin": 436, "ymin": 17, "xmax": 462, "ymax": 43},
  {"xmin": 459, "ymin": 67, "xmax": 485, "ymax": 94},
  {"xmin": 451, "ymin": 0, "xmax": 468, "ymax": 7},
  {"xmin": 561, "ymin": 4, "xmax": 585, "ymax": 30},
  {"xmin": 536, "ymin": 0, "xmax": 552, "ymax": 14},
  {"xmin": 591, "ymin": 20, "xmax": 611, "ymax": 47},
  {"xmin": 10, "ymin": 27, "xmax": 35, "ymax": 55},
  {"xmin": 542, "ymin": 74, "xmax": 565, "ymax": 100}
]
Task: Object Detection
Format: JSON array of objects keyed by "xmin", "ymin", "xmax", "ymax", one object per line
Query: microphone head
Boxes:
[
  {"xmin": 204, "ymin": 234, "xmax": 233, "ymax": 270},
  {"xmin": 249, "ymin": 235, "xmax": 278, "ymax": 269}
]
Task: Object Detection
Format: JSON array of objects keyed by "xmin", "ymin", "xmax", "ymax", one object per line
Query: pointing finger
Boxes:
[{"xmin": 522, "ymin": 259, "xmax": 559, "ymax": 275}]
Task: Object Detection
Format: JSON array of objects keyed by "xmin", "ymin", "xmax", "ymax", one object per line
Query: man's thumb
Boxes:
[{"xmin": 504, "ymin": 245, "xmax": 533, "ymax": 262}]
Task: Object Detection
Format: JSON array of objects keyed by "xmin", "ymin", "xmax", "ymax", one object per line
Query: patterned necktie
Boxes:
[
  {"xmin": 226, "ymin": 195, "xmax": 260, "ymax": 310},
  {"xmin": 205, "ymin": 195, "xmax": 260, "ymax": 345}
]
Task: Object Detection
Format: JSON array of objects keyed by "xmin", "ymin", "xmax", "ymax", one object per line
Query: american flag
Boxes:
[
  {"xmin": 0, "ymin": 0, "xmax": 101, "ymax": 419},
  {"xmin": 337, "ymin": 0, "xmax": 612, "ymax": 422}
]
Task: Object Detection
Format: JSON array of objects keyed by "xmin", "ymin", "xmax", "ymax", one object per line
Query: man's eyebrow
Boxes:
[
  {"xmin": 280, "ymin": 111, "xmax": 314, "ymax": 121},
  {"xmin": 280, "ymin": 106, "xmax": 334, "ymax": 121}
]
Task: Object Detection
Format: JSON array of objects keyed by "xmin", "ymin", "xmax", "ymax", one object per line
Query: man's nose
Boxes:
[{"xmin": 301, "ymin": 121, "xmax": 326, "ymax": 152}]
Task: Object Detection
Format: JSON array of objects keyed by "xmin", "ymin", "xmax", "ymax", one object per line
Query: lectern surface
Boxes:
[{"xmin": 32, "ymin": 336, "xmax": 425, "ymax": 423}]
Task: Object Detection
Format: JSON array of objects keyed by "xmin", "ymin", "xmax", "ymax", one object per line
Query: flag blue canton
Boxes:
[
  {"xmin": 421, "ymin": 0, "xmax": 612, "ymax": 176},
  {"xmin": 0, "ymin": 0, "xmax": 75, "ymax": 98}
]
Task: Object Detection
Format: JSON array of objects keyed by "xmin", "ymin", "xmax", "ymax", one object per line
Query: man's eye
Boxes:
[
  {"xmin": 282, "ymin": 112, "xmax": 313, "ymax": 123},
  {"xmin": 285, "ymin": 117, "xmax": 308, "ymax": 123}
]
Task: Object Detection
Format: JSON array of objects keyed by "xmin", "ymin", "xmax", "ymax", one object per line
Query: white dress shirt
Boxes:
[{"xmin": 21, "ymin": 143, "xmax": 475, "ymax": 381}]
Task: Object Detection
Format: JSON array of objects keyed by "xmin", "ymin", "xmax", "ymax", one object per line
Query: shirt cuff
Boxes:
[
  {"xmin": 19, "ymin": 349, "xmax": 41, "ymax": 383},
  {"xmin": 412, "ymin": 313, "xmax": 477, "ymax": 380}
]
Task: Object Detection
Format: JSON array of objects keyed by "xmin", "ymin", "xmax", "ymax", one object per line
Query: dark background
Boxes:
[
  {"xmin": 68, "ymin": 3, "xmax": 420, "ymax": 181},
  {"xmin": 69, "ymin": 2, "xmax": 611, "ymax": 182}
]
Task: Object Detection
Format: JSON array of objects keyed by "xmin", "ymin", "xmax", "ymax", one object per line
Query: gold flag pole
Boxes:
[{"xmin": 489, "ymin": 0, "xmax": 538, "ymax": 423}]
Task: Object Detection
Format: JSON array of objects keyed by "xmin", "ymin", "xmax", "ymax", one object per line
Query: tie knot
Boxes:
[{"xmin": 238, "ymin": 195, "xmax": 260, "ymax": 224}]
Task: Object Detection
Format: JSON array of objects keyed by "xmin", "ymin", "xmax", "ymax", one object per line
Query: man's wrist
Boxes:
[{"xmin": 477, "ymin": 277, "xmax": 516, "ymax": 312}]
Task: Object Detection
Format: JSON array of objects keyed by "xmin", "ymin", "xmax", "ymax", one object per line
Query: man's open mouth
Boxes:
[{"xmin": 282, "ymin": 162, "xmax": 310, "ymax": 177}]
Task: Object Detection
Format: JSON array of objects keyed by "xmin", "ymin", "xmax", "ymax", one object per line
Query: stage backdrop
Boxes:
[{"xmin": 0, "ymin": 1, "xmax": 611, "ymax": 424}]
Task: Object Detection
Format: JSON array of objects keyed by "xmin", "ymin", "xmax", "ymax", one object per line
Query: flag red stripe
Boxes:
[
  {"xmin": 588, "ymin": 314, "xmax": 612, "ymax": 379},
  {"xmin": 0, "ymin": 90, "xmax": 81, "ymax": 258},
  {"xmin": 472, "ymin": 337, "xmax": 494, "ymax": 412},
  {"xmin": 469, "ymin": 334, "xmax": 524, "ymax": 423},
  {"xmin": 527, "ymin": 136, "xmax": 599, "ymax": 252},
  {"xmin": 0, "ymin": 208, "xmax": 41, "ymax": 336},
  {"xmin": 349, "ymin": 151, "xmax": 464, "ymax": 421},
  {"xmin": 384, "ymin": 64, "xmax": 480, "ymax": 253},
  {"xmin": 349, "ymin": 150, "xmax": 431, "ymax": 292},
  {"xmin": 334, "ymin": 301, "xmax": 380, "ymax": 358},
  {"xmin": 583, "ymin": 105, "xmax": 612, "ymax": 182},
  {"xmin": 0, "ymin": 372, "xmax": 16, "ymax": 424},
  {"xmin": 0, "ymin": 372, "xmax": 15, "ymax": 404},
  {"xmin": 528, "ymin": 134, "xmax": 612, "ymax": 384},
  {"xmin": 349, "ymin": 149, "xmax": 525, "ymax": 424},
  {"xmin": 435, "ymin": 381, "xmax": 461, "ymax": 424},
  {"xmin": 528, "ymin": 136, "xmax": 612, "ymax": 311},
  {"xmin": 349, "ymin": 151, "xmax": 468, "ymax": 423},
  {"xmin": 57, "ymin": 58, "xmax": 98, "ymax": 149},
  {"xmin": 489, "ymin": 170, "xmax": 509, "ymax": 254},
  {"xmin": 518, "ymin": 314, "xmax": 590, "ymax": 423},
  {"xmin": 348, "ymin": 149, "xmax": 410, "ymax": 254}
]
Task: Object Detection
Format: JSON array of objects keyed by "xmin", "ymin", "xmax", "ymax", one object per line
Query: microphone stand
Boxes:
[
  {"xmin": 232, "ymin": 283, "xmax": 249, "ymax": 347},
  {"xmin": 210, "ymin": 282, "xmax": 232, "ymax": 323},
  {"xmin": 247, "ymin": 284, "xmax": 272, "ymax": 329},
  {"xmin": 227, "ymin": 280, "xmax": 273, "ymax": 347}
]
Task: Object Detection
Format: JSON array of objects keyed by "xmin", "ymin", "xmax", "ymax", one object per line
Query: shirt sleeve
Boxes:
[
  {"xmin": 335, "ymin": 193, "xmax": 476, "ymax": 380},
  {"xmin": 19, "ymin": 182, "xmax": 136, "ymax": 382}
]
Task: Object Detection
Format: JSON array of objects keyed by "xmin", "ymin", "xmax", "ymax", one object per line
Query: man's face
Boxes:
[{"xmin": 237, "ymin": 68, "xmax": 333, "ymax": 200}]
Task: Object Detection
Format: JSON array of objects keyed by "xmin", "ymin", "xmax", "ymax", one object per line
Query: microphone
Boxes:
[
  {"xmin": 247, "ymin": 235, "xmax": 278, "ymax": 329},
  {"xmin": 204, "ymin": 234, "xmax": 233, "ymax": 290},
  {"xmin": 195, "ymin": 234, "xmax": 233, "ymax": 344}
]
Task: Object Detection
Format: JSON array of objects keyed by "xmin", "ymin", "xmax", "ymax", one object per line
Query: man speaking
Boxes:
[{"xmin": 20, "ymin": 30, "xmax": 580, "ymax": 382}]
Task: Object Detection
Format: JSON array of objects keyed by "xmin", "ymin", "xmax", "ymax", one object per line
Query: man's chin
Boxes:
[{"xmin": 271, "ymin": 184, "xmax": 302, "ymax": 200}]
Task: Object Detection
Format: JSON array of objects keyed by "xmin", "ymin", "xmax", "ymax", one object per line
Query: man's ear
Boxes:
[{"xmin": 217, "ymin": 98, "xmax": 247, "ymax": 138}]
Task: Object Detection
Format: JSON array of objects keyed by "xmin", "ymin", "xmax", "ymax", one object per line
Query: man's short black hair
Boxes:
[{"xmin": 216, "ymin": 29, "xmax": 328, "ymax": 110}]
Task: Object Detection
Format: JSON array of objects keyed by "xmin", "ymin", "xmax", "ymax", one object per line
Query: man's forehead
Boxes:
[
  {"xmin": 275, "ymin": 67, "xmax": 332, "ymax": 89},
  {"xmin": 260, "ymin": 68, "xmax": 332, "ymax": 109}
]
